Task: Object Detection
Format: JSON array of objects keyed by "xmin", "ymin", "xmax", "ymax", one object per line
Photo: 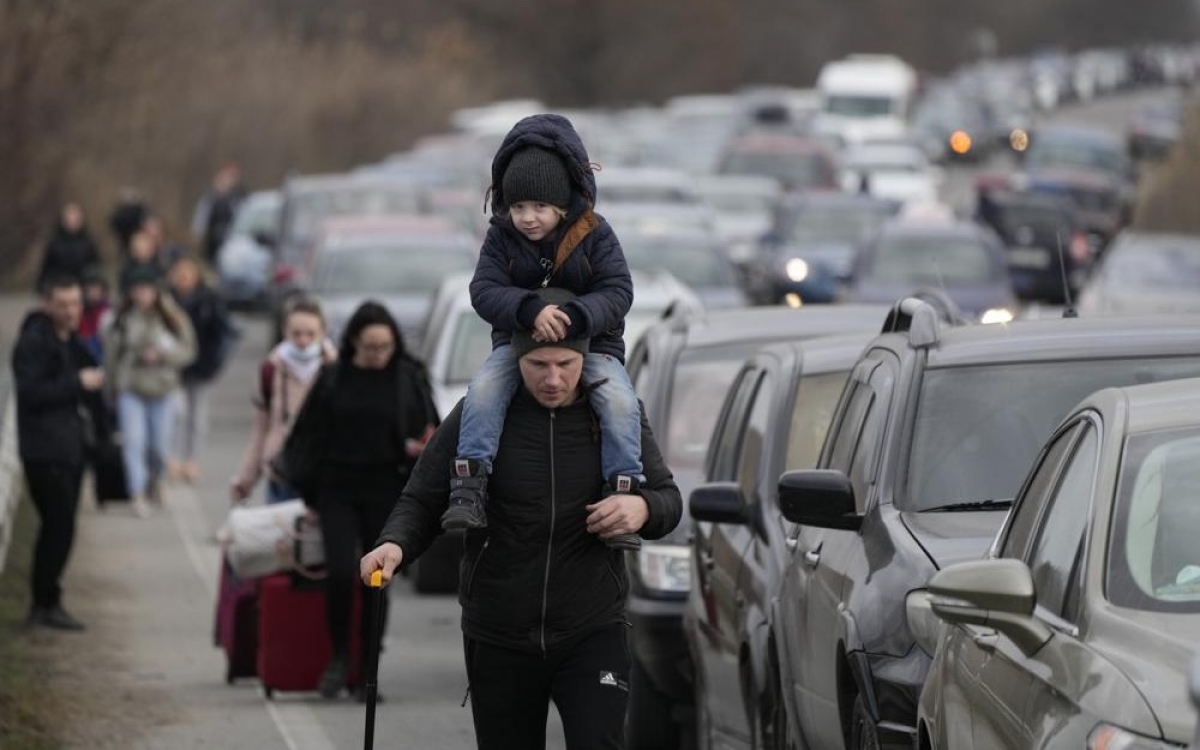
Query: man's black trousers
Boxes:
[
  {"xmin": 23, "ymin": 461, "xmax": 84, "ymax": 610},
  {"xmin": 465, "ymin": 624, "xmax": 631, "ymax": 750}
]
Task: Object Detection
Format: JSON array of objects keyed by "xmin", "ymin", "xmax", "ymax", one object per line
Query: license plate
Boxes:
[{"xmin": 1009, "ymin": 246, "xmax": 1051, "ymax": 269}]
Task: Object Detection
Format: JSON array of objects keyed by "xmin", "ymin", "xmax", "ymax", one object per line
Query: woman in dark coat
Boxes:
[
  {"xmin": 38, "ymin": 203, "xmax": 100, "ymax": 292},
  {"xmin": 280, "ymin": 301, "xmax": 438, "ymax": 699}
]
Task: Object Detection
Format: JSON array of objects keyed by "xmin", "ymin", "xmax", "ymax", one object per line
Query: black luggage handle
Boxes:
[{"xmin": 363, "ymin": 570, "xmax": 385, "ymax": 750}]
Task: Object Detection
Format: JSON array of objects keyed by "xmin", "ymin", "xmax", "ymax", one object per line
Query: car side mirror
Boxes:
[
  {"xmin": 928, "ymin": 559, "xmax": 1052, "ymax": 656},
  {"xmin": 690, "ymin": 482, "xmax": 748, "ymax": 525},
  {"xmin": 777, "ymin": 470, "xmax": 862, "ymax": 531}
]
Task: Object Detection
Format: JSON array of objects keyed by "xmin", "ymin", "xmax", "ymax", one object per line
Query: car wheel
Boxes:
[
  {"xmin": 628, "ymin": 657, "xmax": 681, "ymax": 750},
  {"xmin": 849, "ymin": 694, "xmax": 881, "ymax": 750}
]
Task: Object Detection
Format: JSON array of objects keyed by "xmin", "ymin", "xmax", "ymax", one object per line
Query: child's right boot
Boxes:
[{"xmin": 440, "ymin": 458, "xmax": 489, "ymax": 531}]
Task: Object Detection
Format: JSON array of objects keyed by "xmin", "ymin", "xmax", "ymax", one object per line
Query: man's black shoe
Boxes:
[
  {"xmin": 37, "ymin": 605, "xmax": 87, "ymax": 632},
  {"xmin": 441, "ymin": 458, "xmax": 489, "ymax": 531},
  {"xmin": 604, "ymin": 474, "xmax": 644, "ymax": 551},
  {"xmin": 318, "ymin": 654, "xmax": 350, "ymax": 698}
]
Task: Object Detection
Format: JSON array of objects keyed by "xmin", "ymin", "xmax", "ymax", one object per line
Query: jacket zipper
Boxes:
[
  {"xmin": 466, "ymin": 539, "xmax": 489, "ymax": 598},
  {"xmin": 540, "ymin": 410, "xmax": 557, "ymax": 657}
]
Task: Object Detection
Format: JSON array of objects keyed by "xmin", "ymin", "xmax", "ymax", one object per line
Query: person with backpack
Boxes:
[
  {"xmin": 278, "ymin": 301, "xmax": 438, "ymax": 699},
  {"xmin": 105, "ymin": 266, "xmax": 196, "ymax": 517},
  {"xmin": 440, "ymin": 114, "xmax": 643, "ymax": 553},
  {"xmin": 167, "ymin": 256, "xmax": 238, "ymax": 483},
  {"xmin": 230, "ymin": 297, "xmax": 336, "ymax": 505}
]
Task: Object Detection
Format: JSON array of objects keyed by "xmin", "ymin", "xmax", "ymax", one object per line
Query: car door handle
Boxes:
[
  {"xmin": 803, "ymin": 550, "xmax": 821, "ymax": 568},
  {"xmin": 971, "ymin": 631, "xmax": 998, "ymax": 652},
  {"xmin": 785, "ymin": 537, "xmax": 798, "ymax": 551}
]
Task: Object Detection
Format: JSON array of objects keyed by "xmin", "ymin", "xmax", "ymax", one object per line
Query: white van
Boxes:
[{"xmin": 813, "ymin": 54, "xmax": 918, "ymax": 145}]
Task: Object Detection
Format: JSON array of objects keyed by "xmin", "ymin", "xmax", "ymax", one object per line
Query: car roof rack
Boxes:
[{"xmin": 881, "ymin": 294, "xmax": 954, "ymax": 348}]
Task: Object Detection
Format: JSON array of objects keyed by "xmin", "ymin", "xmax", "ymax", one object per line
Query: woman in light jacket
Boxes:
[
  {"xmin": 105, "ymin": 265, "xmax": 196, "ymax": 517},
  {"xmin": 230, "ymin": 297, "xmax": 335, "ymax": 505}
]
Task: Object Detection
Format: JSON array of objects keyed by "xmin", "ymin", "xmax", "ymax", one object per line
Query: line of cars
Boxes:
[{"xmin": 640, "ymin": 296, "xmax": 1200, "ymax": 750}]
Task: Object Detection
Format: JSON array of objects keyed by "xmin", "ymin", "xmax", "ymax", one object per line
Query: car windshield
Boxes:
[
  {"xmin": 868, "ymin": 234, "xmax": 995, "ymax": 284},
  {"xmin": 313, "ymin": 243, "xmax": 474, "ymax": 294},
  {"xmin": 1108, "ymin": 427, "xmax": 1200, "ymax": 613},
  {"xmin": 826, "ymin": 95, "xmax": 895, "ymax": 117},
  {"xmin": 1103, "ymin": 243, "xmax": 1200, "ymax": 289},
  {"xmin": 621, "ymin": 235, "xmax": 736, "ymax": 288},
  {"xmin": 1026, "ymin": 138, "xmax": 1125, "ymax": 175},
  {"xmin": 787, "ymin": 205, "xmax": 893, "ymax": 245},
  {"xmin": 905, "ymin": 357, "xmax": 1200, "ymax": 512},
  {"xmin": 722, "ymin": 150, "xmax": 833, "ymax": 190},
  {"xmin": 446, "ymin": 311, "xmax": 492, "ymax": 384},
  {"xmin": 665, "ymin": 346, "xmax": 762, "ymax": 498}
]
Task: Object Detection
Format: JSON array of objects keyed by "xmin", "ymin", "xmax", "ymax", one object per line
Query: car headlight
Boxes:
[
  {"xmin": 637, "ymin": 545, "xmax": 691, "ymax": 594},
  {"xmin": 1087, "ymin": 723, "xmax": 1183, "ymax": 749},
  {"xmin": 905, "ymin": 589, "xmax": 941, "ymax": 656},
  {"xmin": 980, "ymin": 307, "xmax": 1014, "ymax": 325},
  {"xmin": 785, "ymin": 258, "xmax": 810, "ymax": 282}
]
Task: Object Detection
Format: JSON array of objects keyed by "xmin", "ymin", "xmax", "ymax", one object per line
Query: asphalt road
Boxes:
[{"xmin": 34, "ymin": 85, "xmax": 1181, "ymax": 750}]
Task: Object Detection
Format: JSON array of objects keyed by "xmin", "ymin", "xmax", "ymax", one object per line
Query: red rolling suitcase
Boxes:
[
  {"xmin": 257, "ymin": 572, "xmax": 362, "ymax": 698},
  {"xmin": 214, "ymin": 560, "xmax": 259, "ymax": 683}
]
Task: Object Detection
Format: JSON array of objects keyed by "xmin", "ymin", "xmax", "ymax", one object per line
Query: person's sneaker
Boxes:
[
  {"xmin": 38, "ymin": 605, "xmax": 86, "ymax": 632},
  {"xmin": 441, "ymin": 459, "xmax": 489, "ymax": 531},
  {"xmin": 131, "ymin": 495, "xmax": 152, "ymax": 518},
  {"xmin": 318, "ymin": 654, "xmax": 350, "ymax": 698},
  {"xmin": 603, "ymin": 474, "xmax": 644, "ymax": 551}
]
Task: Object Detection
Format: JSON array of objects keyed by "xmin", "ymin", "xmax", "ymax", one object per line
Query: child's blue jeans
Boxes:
[{"xmin": 457, "ymin": 345, "xmax": 644, "ymax": 481}]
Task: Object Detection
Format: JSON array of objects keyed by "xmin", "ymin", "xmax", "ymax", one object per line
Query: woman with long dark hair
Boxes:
[
  {"xmin": 281, "ymin": 301, "xmax": 438, "ymax": 698},
  {"xmin": 104, "ymin": 266, "xmax": 196, "ymax": 517}
]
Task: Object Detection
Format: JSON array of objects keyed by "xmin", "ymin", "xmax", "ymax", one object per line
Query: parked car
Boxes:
[
  {"xmin": 719, "ymin": 133, "xmax": 840, "ymax": 194},
  {"xmin": 1078, "ymin": 231, "xmax": 1200, "ymax": 316},
  {"xmin": 624, "ymin": 304, "xmax": 890, "ymax": 750},
  {"xmin": 308, "ymin": 216, "xmax": 477, "ymax": 352},
  {"xmin": 619, "ymin": 229, "xmax": 748, "ymax": 309},
  {"xmin": 686, "ymin": 332, "xmax": 874, "ymax": 750},
  {"xmin": 692, "ymin": 174, "xmax": 784, "ymax": 267},
  {"xmin": 918, "ymin": 376, "xmax": 1200, "ymax": 749},
  {"xmin": 216, "ymin": 189, "xmax": 281, "ymax": 309},
  {"xmin": 747, "ymin": 193, "xmax": 899, "ymax": 305},
  {"xmin": 767, "ymin": 302, "xmax": 1200, "ymax": 750},
  {"xmin": 839, "ymin": 141, "xmax": 942, "ymax": 205},
  {"xmin": 843, "ymin": 217, "xmax": 1017, "ymax": 322},
  {"xmin": 268, "ymin": 173, "xmax": 429, "ymax": 339},
  {"xmin": 975, "ymin": 189, "xmax": 1093, "ymax": 304}
]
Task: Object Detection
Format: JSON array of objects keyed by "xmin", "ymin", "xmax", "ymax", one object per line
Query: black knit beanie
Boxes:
[
  {"xmin": 502, "ymin": 147, "xmax": 572, "ymax": 209},
  {"xmin": 511, "ymin": 287, "xmax": 589, "ymax": 360}
]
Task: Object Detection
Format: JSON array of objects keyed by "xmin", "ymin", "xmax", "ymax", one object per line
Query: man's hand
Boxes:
[
  {"xmin": 585, "ymin": 494, "xmax": 649, "ymax": 540},
  {"xmin": 78, "ymin": 368, "xmax": 105, "ymax": 391},
  {"xmin": 533, "ymin": 304, "xmax": 571, "ymax": 343},
  {"xmin": 360, "ymin": 542, "xmax": 404, "ymax": 586}
]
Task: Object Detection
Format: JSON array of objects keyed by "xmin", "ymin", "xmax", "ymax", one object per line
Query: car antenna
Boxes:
[{"xmin": 1056, "ymin": 231, "xmax": 1078, "ymax": 318}]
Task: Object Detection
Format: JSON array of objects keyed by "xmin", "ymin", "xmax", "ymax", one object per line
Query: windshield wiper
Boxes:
[{"xmin": 923, "ymin": 499, "xmax": 1013, "ymax": 513}]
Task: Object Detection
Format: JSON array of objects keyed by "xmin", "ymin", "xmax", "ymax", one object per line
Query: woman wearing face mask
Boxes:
[
  {"xmin": 231, "ymin": 297, "xmax": 335, "ymax": 505},
  {"xmin": 105, "ymin": 266, "xmax": 197, "ymax": 518},
  {"xmin": 280, "ymin": 301, "xmax": 437, "ymax": 699}
]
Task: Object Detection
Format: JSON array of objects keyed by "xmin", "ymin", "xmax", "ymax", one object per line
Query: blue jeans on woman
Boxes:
[
  {"xmin": 117, "ymin": 391, "xmax": 175, "ymax": 498},
  {"xmin": 457, "ymin": 345, "xmax": 643, "ymax": 481}
]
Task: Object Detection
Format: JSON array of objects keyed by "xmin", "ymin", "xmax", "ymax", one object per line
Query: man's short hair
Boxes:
[{"xmin": 39, "ymin": 275, "xmax": 81, "ymax": 298}]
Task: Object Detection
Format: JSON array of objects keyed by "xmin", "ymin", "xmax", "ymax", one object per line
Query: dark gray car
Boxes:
[{"xmin": 918, "ymin": 377, "xmax": 1200, "ymax": 749}]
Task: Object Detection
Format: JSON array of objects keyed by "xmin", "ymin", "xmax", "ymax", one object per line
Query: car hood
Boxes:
[
  {"xmin": 1088, "ymin": 606, "xmax": 1200, "ymax": 743},
  {"xmin": 847, "ymin": 280, "xmax": 1014, "ymax": 318},
  {"xmin": 899, "ymin": 509, "xmax": 1008, "ymax": 569}
]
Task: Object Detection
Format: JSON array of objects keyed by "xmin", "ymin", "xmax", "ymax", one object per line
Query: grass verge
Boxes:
[{"xmin": 0, "ymin": 495, "xmax": 63, "ymax": 750}]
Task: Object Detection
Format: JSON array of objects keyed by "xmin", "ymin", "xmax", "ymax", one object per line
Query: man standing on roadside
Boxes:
[
  {"xmin": 13, "ymin": 277, "xmax": 109, "ymax": 630},
  {"xmin": 360, "ymin": 290, "xmax": 682, "ymax": 750}
]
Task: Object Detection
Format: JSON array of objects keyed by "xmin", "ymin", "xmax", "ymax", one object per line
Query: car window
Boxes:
[
  {"xmin": 1000, "ymin": 423, "xmax": 1084, "ymax": 560},
  {"xmin": 446, "ymin": 313, "xmax": 493, "ymax": 384},
  {"xmin": 845, "ymin": 362, "xmax": 894, "ymax": 510},
  {"xmin": 1108, "ymin": 427, "xmax": 1200, "ymax": 613},
  {"xmin": 709, "ymin": 368, "xmax": 761, "ymax": 482},
  {"xmin": 827, "ymin": 382, "xmax": 874, "ymax": 474},
  {"xmin": 785, "ymin": 371, "xmax": 851, "ymax": 473},
  {"xmin": 1026, "ymin": 426, "xmax": 1098, "ymax": 622},
  {"xmin": 736, "ymin": 372, "xmax": 774, "ymax": 502}
]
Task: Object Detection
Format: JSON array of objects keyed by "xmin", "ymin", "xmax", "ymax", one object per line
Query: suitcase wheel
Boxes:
[{"xmin": 264, "ymin": 686, "xmax": 274, "ymax": 700}]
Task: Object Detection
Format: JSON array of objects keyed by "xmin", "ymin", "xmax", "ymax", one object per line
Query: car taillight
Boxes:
[
  {"xmin": 272, "ymin": 265, "xmax": 296, "ymax": 284},
  {"xmin": 1069, "ymin": 231, "xmax": 1091, "ymax": 264}
]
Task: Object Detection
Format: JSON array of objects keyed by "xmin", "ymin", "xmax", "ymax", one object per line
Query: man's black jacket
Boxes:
[
  {"xmin": 377, "ymin": 388, "xmax": 682, "ymax": 655},
  {"xmin": 12, "ymin": 311, "xmax": 110, "ymax": 466}
]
